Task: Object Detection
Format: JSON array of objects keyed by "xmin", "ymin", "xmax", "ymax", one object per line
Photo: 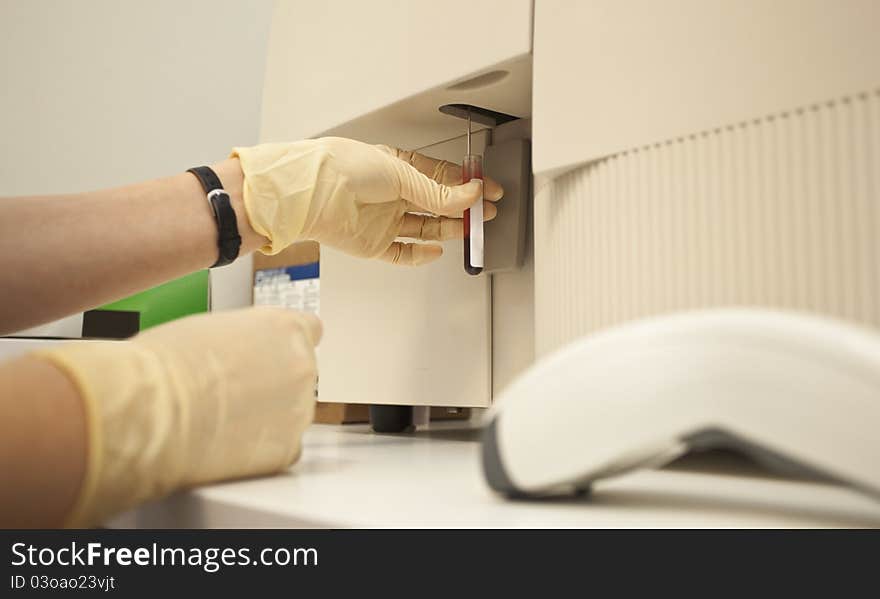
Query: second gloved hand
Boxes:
[
  {"xmin": 232, "ymin": 137, "xmax": 503, "ymax": 266},
  {"xmin": 35, "ymin": 307, "xmax": 321, "ymax": 528}
]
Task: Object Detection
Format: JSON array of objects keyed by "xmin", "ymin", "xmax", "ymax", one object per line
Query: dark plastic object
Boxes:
[
  {"xmin": 370, "ymin": 405, "xmax": 414, "ymax": 433},
  {"xmin": 81, "ymin": 309, "xmax": 140, "ymax": 339},
  {"xmin": 438, "ymin": 103, "xmax": 519, "ymax": 127}
]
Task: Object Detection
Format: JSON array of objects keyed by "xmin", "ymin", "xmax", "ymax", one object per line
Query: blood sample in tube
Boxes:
[{"xmin": 462, "ymin": 154, "xmax": 483, "ymax": 275}]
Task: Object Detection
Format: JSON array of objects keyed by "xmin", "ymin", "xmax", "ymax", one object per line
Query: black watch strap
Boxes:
[{"xmin": 187, "ymin": 166, "xmax": 241, "ymax": 268}]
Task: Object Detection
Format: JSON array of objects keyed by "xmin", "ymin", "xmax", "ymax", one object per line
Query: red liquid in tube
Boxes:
[{"xmin": 462, "ymin": 154, "xmax": 483, "ymax": 275}]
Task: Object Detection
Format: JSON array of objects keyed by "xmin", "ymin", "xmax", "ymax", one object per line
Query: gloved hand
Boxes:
[
  {"xmin": 34, "ymin": 307, "xmax": 321, "ymax": 528},
  {"xmin": 232, "ymin": 137, "xmax": 504, "ymax": 265}
]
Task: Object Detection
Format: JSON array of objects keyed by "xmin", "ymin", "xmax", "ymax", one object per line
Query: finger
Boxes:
[
  {"xmin": 378, "ymin": 145, "xmax": 504, "ymax": 201},
  {"xmin": 391, "ymin": 159, "xmax": 483, "ymax": 216},
  {"xmin": 402, "ymin": 200, "xmax": 498, "ymax": 221},
  {"xmin": 398, "ymin": 203, "xmax": 497, "ymax": 240},
  {"xmin": 398, "ymin": 213, "xmax": 462, "ymax": 240},
  {"xmin": 481, "ymin": 201, "xmax": 498, "ymax": 221},
  {"xmin": 420, "ymin": 159, "xmax": 502, "ymax": 202},
  {"xmin": 296, "ymin": 312, "xmax": 323, "ymax": 346},
  {"xmin": 253, "ymin": 306, "xmax": 324, "ymax": 346},
  {"xmin": 378, "ymin": 242, "xmax": 443, "ymax": 266}
]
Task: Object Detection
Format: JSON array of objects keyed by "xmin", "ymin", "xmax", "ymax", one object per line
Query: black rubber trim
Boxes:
[
  {"xmin": 481, "ymin": 417, "xmax": 522, "ymax": 496},
  {"xmin": 683, "ymin": 428, "xmax": 837, "ymax": 483}
]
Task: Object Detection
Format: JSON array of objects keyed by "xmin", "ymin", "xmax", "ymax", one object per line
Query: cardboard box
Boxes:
[
  {"xmin": 314, "ymin": 402, "xmax": 371, "ymax": 424},
  {"xmin": 252, "ymin": 241, "xmax": 319, "ymax": 274}
]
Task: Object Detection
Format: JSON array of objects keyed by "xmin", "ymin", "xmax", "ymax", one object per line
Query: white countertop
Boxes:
[{"xmin": 113, "ymin": 423, "xmax": 880, "ymax": 528}]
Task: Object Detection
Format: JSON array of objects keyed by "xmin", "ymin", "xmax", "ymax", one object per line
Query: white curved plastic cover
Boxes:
[{"xmin": 487, "ymin": 309, "xmax": 880, "ymax": 498}]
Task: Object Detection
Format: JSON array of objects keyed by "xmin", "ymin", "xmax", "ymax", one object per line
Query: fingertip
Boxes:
[
  {"xmin": 483, "ymin": 201, "xmax": 498, "ymax": 222},
  {"xmin": 484, "ymin": 178, "xmax": 504, "ymax": 202},
  {"xmin": 299, "ymin": 312, "xmax": 323, "ymax": 345},
  {"xmin": 452, "ymin": 179, "xmax": 483, "ymax": 207},
  {"xmin": 412, "ymin": 243, "xmax": 443, "ymax": 266},
  {"xmin": 463, "ymin": 178, "xmax": 483, "ymax": 195}
]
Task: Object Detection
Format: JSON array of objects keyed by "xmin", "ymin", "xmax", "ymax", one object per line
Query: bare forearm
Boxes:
[
  {"xmin": 0, "ymin": 158, "xmax": 265, "ymax": 334},
  {"xmin": 0, "ymin": 356, "xmax": 86, "ymax": 527}
]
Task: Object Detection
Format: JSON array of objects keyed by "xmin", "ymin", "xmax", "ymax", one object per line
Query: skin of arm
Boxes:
[
  {"xmin": 0, "ymin": 158, "xmax": 265, "ymax": 334},
  {"xmin": 0, "ymin": 158, "xmax": 264, "ymax": 527}
]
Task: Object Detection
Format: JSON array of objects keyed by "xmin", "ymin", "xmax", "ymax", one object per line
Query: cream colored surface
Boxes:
[
  {"xmin": 535, "ymin": 91, "xmax": 880, "ymax": 356},
  {"xmin": 317, "ymin": 125, "xmax": 535, "ymax": 406},
  {"xmin": 319, "ymin": 133, "xmax": 492, "ymax": 408},
  {"xmin": 111, "ymin": 424, "xmax": 880, "ymax": 528},
  {"xmin": 319, "ymin": 245, "xmax": 491, "ymax": 407},
  {"xmin": 320, "ymin": 55, "xmax": 533, "ymax": 151},
  {"xmin": 308, "ymin": 128, "xmax": 527, "ymax": 405},
  {"xmin": 260, "ymin": 0, "xmax": 533, "ymax": 144},
  {"xmin": 259, "ymin": 1, "xmax": 536, "ymax": 409},
  {"xmin": 533, "ymin": 0, "xmax": 880, "ymax": 175},
  {"xmin": 13, "ymin": 314, "xmax": 84, "ymax": 339},
  {"xmin": 0, "ymin": 1, "xmax": 271, "ymax": 320},
  {"xmin": 35, "ymin": 307, "xmax": 320, "ymax": 528}
]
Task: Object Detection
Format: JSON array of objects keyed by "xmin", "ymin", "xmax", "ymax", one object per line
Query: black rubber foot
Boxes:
[{"xmin": 369, "ymin": 405, "xmax": 414, "ymax": 433}]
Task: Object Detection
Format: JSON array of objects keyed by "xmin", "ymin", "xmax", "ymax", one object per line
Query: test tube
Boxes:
[{"xmin": 463, "ymin": 112, "xmax": 484, "ymax": 275}]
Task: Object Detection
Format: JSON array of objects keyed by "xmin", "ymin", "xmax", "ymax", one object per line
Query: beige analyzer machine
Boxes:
[{"xmin": 258, "ymin": 0, "xmax": 880, "ymax": 432}]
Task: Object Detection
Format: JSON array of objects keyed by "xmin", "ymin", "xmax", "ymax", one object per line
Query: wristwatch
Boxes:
[{"xmin": 187, "ymin": 166, "xmax": 242, "ymax": 268}]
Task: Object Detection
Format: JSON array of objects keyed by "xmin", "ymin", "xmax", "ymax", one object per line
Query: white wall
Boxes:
[{"xmin": 0, "ymin": 0, "xmax": 275, "ymax": 334}]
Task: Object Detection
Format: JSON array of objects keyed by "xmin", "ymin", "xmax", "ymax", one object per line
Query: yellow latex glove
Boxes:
[
  {"xmin": 232, "ymin": 137, "xmax": 503, "ymax": 265},
  {"xmin": 34, "ymin": 307, "xmax": 321, "ymax": 528}
]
